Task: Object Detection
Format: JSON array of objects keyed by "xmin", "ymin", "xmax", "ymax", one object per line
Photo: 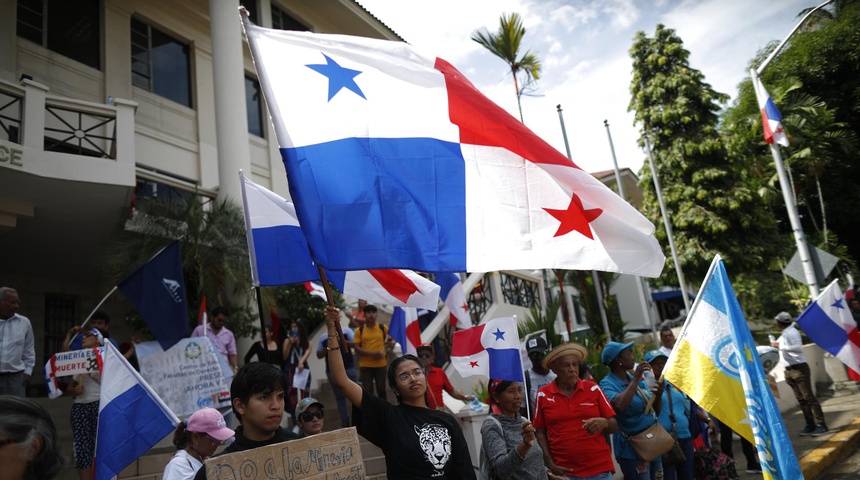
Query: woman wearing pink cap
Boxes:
[{"xmin": 162, "ymin": 408, "xmax": 235, "ymax": 480}]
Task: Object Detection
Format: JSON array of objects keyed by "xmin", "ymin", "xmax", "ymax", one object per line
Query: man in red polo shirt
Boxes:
[
  {"xmin": 533, "ymin": 342, "xmax": 617, "ymax": 479},
  {"xmin": 417, "ymin": 344, "xmax": 474, "ymax": 410}
]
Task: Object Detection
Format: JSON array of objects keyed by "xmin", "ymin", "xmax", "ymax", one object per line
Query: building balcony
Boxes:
[{"xmin": 0, "ymin": 77, "xmax": 137, "ymax": 282}]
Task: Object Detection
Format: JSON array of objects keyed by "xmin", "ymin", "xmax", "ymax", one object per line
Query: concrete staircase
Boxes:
[{"xmin": 34, "ymin": 378, "xmax": 387, "ymax": 480}]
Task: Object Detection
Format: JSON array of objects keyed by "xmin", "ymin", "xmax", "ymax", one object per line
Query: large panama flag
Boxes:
[
  {"xmin": 664, "ymin": 256, "xmax": 801, "ymax": 479},
  {"xmin": 241, "ymin": 11, "xmax": 664, "ymax": 277}
]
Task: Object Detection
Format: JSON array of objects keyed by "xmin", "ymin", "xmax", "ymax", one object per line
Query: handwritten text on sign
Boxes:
[{"xmin": 205, "ymin": 428, "xmax": 365, "ymax": 480}]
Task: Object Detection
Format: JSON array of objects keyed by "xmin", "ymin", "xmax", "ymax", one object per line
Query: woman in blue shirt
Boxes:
[
  {"xmin": 646, "ymin": 350, "xmax": 694, "ymax": 480},
  {"xmin": 599, "ymin": 342, "xmax": 663, "ymax": 480}
]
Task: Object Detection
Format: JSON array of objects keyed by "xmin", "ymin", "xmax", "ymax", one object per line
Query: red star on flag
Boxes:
[
  {"xmin": 543, "ymin": 194, "xmax": 603, "ymax": 239},
  {"xmin": 469, "ymin": 361, "xmax": 479, "ymax": 368}
]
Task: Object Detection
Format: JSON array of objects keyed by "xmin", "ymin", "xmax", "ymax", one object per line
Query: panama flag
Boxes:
[
  {"xmin": 451, "ymin": 317, "xmax": 524, "ymax": 382},
  {"xmin": 241, "ymin": 14, "xmax": 664, "ymax": 278},
  {"xmin": 797, "ymin": 279, "xmax": 860, "ymax": 376},
  {"xmin": 664, "ymin": 256, "xmax": 801, "ymax": 480},
  {"xmin": 239, "ymin": 172, "xmax": 441, "ymax": 310},
  {"xmin": 94, "ymin": 342, "xmax": 178, "ymax": 480},
  {"xmin": 389, "ymin": 307, "xmax": 421, "ymax": 356},
  {"xmin": 436, "ymin": 272, "xmax": 471, "ymax": 329},
  {"xmin": 752, "ymin": 73, "xmax": 789, "ymax": 147}
]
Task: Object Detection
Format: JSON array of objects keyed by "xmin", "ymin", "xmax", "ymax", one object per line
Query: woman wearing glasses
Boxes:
[
  {"xmin": 324, "ymin": 306, "xmax": 476, "ymax": 479},
  {"xmin": 163, "ymin": 408, "xmax": 234, "ymax": 480}
]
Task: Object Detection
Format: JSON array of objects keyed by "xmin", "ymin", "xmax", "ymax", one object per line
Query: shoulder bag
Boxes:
[
  {"xmin": 619, "ymin": 384, "xmax": 675, "ymax": 462},
  {"xmin": 662, "ymin": 384, "xmax": 687, "ymax": 466}
]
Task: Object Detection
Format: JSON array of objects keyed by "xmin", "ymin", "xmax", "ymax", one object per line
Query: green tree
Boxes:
[
  {"xmin": 471, "ymin": 12, "xmax": 541, "ymax": 122},
  {"xmin": 628, "ymin": 24, "xmax": 779, "ymax": 286}
]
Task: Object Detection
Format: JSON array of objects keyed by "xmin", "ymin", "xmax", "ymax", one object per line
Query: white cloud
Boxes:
[{"xmin": 355, "ymin": 0, "xmax": 818, "ymax": 173}]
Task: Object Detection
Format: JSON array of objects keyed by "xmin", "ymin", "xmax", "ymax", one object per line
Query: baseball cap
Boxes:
[
  {"xmin": 186, "ymin": 407, "xmax": 234, "ymax": 441},
  {"xmin": 775, "ymin": 312, "xmax": 793, "ymax": 324},
  {"xmin": 416, "ymin": 343, "xmax": 434, "ymax": 354},
  {"xmin": 644, "ymin": 349, "xmax": 667, "ymax": 364},
  {"xmin": 526, "ymin": 336, "xmax": 548, "ymax": 355},
  {"xmin": 295, "ymin": 397, "xmax": 324, "ymax": 417},
  {"xmin": 601, "ymin": 341, "xmax": 635, "ymax": 365}
]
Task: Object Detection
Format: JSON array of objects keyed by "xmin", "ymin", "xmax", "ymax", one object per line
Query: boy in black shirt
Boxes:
[{"xmin": 194, "ymin": 363, "xmax": 300, "ymax": 479}]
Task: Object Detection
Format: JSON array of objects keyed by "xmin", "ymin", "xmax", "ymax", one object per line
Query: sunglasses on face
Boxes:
[
  {"xmin": 418, "ymin": 353, "xmax": 432, "ymax": 358},
  {"xmin": 300, "ymin": 410, "xmax": 324, "ymax": 423}
]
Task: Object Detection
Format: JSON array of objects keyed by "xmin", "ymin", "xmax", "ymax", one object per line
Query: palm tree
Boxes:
[
  {"xmin": 102, "ymin": 194, "xmax": 257, "ymax": 337},
  {"xmin": 471, "ymin": 12, "xmax": 541, "ymax": 122}
]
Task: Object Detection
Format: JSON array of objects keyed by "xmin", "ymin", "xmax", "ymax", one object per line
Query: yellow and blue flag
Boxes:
[{"xmin": 664, "ymin": 255, "xmax": 801, "ymax": 479}]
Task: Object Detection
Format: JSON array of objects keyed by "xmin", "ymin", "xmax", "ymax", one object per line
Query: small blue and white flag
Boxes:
[{"xmin": 94, "ymin": 342, "xmax": 178, "ymax": 480}]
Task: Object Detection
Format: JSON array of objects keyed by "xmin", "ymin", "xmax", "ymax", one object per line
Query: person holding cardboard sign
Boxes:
[
  {"xmin": 324, "ymin": 305, "xmax": 476, "ymax": 479},
  {"xmin": 192, "ymin": 362, "xmax": 300, "ymax": 480}
]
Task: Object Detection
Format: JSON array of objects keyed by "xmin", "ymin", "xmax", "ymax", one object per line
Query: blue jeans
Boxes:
[
  {"xmin": 663, "ymin": 437, "xmax": 694, "ymax": 480},
  {"xmin": 618, "ymin": 457, "xmax": 662, "ymax": 480},
  {"xmin": 327, "ymin": 366, "xmax": 357, "ymax": 424},
  {"xmin": 567, "ymin": 471, "xmax": 614, "ymax": 480}
]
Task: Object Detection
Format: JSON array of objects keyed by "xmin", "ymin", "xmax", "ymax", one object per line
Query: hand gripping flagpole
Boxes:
[
  {"xmin": 316, "ymin": 266, "xmax": 350, "ymax": 364},
  {"xmin": 68, "ymin": 286, "xmax": 118, "ymax": 347}
]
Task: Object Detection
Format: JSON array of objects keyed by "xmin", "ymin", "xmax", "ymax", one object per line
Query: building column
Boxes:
[
  {"xmin": 209, "ymin": 0, "xmax": 251, "ymax": 204},
  {"xmin": 0, "ymin": 1, "xmax": 16, "ymax": 82}
]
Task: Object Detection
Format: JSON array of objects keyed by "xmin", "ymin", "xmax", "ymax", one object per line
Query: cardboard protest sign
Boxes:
[
  {"xmin": 204, "ymin": 428, "xmax": 365, "ymax": 480},
  {"xmin": 137, "ymin": 337, "xmax": 230, "ymax": 416}
]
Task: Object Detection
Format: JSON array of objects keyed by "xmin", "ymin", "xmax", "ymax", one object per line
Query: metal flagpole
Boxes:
[
  {"xmin": 749, "ymin": 1, "xmax": 831, "ymax": 299},
  {"xmin": 643, "ymin": 132, "xmax": 691, "ymax": 315},
  {"xmin": 604, "ymin": 120, "xmax": 659, "ymax": 344},
  {"xmin": 557, "ymin": 105, "xmax": 610, "ymax": 336}
]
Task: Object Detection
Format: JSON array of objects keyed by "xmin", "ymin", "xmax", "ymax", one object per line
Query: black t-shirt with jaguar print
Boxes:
[{"xmin": 354, "ymin": 389, "xmax": 476, "ymax": 479}]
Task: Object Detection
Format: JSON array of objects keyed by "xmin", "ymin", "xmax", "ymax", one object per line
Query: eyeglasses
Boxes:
[
  {"xmin": 204, "ymin": 434, "xmax": 222, "ymax": 446},
  {"xmin": 418, "ymin": 353, "xmax": 432, "ymax": 358},
  {"xmin": 528, "ymin": 351, "xmax": 546, "ymax": 357},
  {"xmin": 299, "ymin": 410, "xmax": 324, "ymax": 423},
  {"xmin": 395, "ymin": 368, "xmax": 426, "ymax": 384}
]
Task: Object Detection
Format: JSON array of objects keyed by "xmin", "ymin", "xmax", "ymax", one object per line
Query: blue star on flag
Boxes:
[
  {"xmin": 832, "ymin": 298, "xmax": 845, "ymax": 309},
  {"xmin": 492, "ymin": 328, "xmax": 506, "ymax": 341},
  {"xmin": 305, "ymin": 53, "xmax": 366, "ymax": 101}
]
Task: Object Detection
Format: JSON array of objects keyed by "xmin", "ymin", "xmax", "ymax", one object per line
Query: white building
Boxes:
[{"xmin": 0, "ymin": 0, "xmax": 401, "ymax": 390}]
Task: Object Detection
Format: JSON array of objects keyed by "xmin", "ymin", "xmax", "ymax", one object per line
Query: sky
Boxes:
[{"xmin": 355, "ymin": 0, "xmax": 815, "ymax": 175}]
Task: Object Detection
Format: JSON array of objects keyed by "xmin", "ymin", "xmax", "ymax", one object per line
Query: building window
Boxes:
[
  {"xmin": 44, "ymin": 294, "xmax": 77, "ymax": 367},
  {"xmin": 271, "ymin": 5, "xmax": 309, "ymax": 31},
  {"xmin": 131, "ymin": 17, "xmax": 192, "ymax": 108},
  {"xmin": 16, "ymin": 0, "xmax": 101, "ymax": 69},
  {"xmin": 245, "ymin": 77, "xmax": 265, "ymax": 138}
]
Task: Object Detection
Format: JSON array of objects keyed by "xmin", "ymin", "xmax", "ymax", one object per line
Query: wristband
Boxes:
[{"xmin": 326, "ymin": 345, "xmax": 341, "ymax": 351}]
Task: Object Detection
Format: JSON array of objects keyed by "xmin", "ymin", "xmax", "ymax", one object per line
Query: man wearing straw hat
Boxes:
[{"xmin": 533, "ymin": 342, "xmax": 617, "ymax": 479}]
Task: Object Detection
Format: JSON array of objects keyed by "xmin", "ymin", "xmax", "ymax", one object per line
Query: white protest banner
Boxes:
[
  {"xmin": 45, "ymin": 348, "xmax": 103, "ymax": 378},
  {"xmin": 137, "ymin": 337, "xmax": 230, "ymax": 416}
]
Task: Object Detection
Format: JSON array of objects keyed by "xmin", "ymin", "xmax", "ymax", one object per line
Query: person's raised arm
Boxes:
[
  {"xmin": 324, "ymin": 306, "xmax": 363, "ymax": 408},
  {"xmin": 610, "ymin": 363, "xmax": 650, "ymax": 413},
  {"xmin": 61, "ymin": 326, "xmax": 82, "ymax": 352}
]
